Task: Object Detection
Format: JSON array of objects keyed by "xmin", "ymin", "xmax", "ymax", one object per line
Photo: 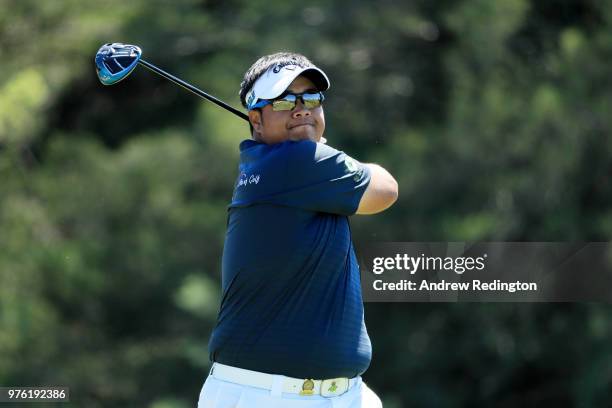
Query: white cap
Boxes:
[{"xmin": 245, "ymin": 63, "xmax": 330, "ymax": 110}]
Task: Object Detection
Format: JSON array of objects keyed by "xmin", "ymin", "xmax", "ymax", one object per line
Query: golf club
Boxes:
[{"xmin": 95, "ymin": 42, "xmax": 249, "ymax": 121}]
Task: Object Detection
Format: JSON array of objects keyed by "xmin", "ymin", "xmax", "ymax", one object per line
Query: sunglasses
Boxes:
[{"xmin": 250, "ymin": 91, "xmax": 325, "ymax": 111}]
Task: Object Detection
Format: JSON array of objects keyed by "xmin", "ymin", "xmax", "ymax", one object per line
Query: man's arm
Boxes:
[{"xmin": 356, "ymin": 164, "xmax": 398, "ymax": 215}]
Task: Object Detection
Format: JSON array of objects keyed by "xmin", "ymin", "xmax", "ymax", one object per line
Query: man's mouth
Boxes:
[{"xmin": 289, "ymin": 123, "xmax": 314, "ymax": 129}]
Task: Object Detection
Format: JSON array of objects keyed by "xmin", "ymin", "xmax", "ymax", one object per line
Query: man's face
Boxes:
[{"xmin": 248, "ymin": 75, "xmax": 326, "ymax": 144}]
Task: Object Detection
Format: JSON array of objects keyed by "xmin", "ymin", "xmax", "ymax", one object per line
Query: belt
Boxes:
[{"xmin": 209, "ymin": 363, "xmax": 358, "ymax": 397}]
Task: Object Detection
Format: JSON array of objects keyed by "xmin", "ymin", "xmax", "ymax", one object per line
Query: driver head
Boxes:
[{"xmin": 95, "ymin": 43, "xmax": 142, "ymax": 85}]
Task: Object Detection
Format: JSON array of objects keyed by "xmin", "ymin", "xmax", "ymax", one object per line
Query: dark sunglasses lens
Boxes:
[
  {"xmin": 272, "ymin": 94, "xmax": 297, "ymax": 111},
  {"xmin": 271, "ymin": 93, "xmax": 323, "ymax": 111},
  {"xmin": 302, "ymin": 93, "xmax": 323, "ymax": 109},
  {"xmin": 272, "ymin": 98, "xmax": 296, "ymax": 111}
]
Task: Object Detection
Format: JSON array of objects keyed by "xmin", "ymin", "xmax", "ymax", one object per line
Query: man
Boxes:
[{"xmin": 197, "ymin": 52, "xmax": 398, "ymax": 407}]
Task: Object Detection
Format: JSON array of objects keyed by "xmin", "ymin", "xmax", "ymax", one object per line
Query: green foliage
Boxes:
[{"xmin": 1, "ymin": 0, "xmax": 612, "ymax": 406}]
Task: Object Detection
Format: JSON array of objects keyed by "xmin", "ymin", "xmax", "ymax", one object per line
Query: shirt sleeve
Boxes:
[{"xmin": 269, "ymin": 140, "xmax": 371, "ymax": 215}]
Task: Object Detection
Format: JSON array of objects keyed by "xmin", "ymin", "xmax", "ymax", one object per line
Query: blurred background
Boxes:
[{"xmin": 1, "ymin": 0, "xmax": 612, "ymax": 406}]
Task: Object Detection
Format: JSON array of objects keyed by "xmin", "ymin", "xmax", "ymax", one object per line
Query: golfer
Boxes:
[{"xmin": 197, "ymin": 52, "xmax": 398, "ymax": 407}]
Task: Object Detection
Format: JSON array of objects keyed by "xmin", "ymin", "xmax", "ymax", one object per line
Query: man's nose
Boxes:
[{"xmin": 291, "ymin": 99, "xmax": 311, "ymax": 118}]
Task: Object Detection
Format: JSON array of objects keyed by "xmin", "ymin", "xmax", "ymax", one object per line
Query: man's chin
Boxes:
[
  {"xmin": 288, "ymin": 126, "xmax": 319, "ymax": 142},
  {"xmin": 289, "ymin": 135, "xmax": 320, "ymax": 143}
]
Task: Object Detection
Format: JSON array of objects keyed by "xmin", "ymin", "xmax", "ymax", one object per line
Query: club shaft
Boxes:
[{"xmin": 138, "ymin": 59, "xmax": 249, "ymax": 122}]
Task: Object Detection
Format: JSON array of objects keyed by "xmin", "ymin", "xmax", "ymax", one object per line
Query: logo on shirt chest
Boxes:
[{"xmin": 237, "ymin": 172, "xmax": 261, "ymax": 188}]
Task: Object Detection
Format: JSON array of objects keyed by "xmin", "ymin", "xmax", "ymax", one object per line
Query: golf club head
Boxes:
[{"xmin": 95, "ymin": 43, "xmax": 142, "ymax": 85}]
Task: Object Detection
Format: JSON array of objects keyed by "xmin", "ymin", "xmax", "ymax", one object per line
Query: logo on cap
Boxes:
[
  {"xmin": 272, "ymin": 64, "xmax": 298, "ymax": 73},
  {"xmin": 247, "ymin": 91, "xmax": 255, "ymax": 106}
]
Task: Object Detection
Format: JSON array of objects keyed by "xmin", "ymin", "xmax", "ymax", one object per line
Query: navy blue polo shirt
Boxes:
[{"xmin": 207, "ymin": 139, "xmax": 372, "ymax": 379}]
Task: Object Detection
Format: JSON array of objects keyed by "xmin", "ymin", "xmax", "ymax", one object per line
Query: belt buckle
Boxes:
[{"xmin": 321, "ymin": 378, "xmax": 349, "ymax": 397}]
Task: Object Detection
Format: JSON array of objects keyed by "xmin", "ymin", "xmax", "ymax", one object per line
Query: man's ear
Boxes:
[{"xmin": 248, "ymin": 110, "xmax": 263, "ymax": 136}]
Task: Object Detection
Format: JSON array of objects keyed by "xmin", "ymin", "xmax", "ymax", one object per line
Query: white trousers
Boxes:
[{"xmin": 197, "ymin": 372, "xmax": 383, "ymax": 408}]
